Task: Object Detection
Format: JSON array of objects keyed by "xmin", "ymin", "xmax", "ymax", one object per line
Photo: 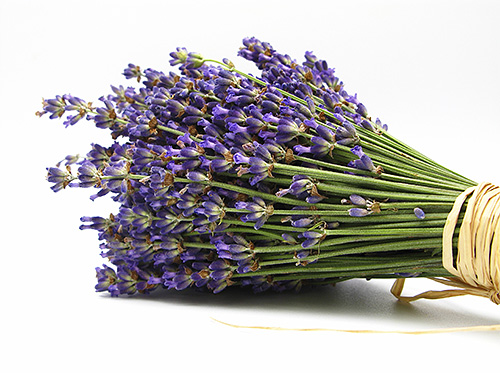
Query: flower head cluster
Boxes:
[{"xmin": 41, "ymin": 38, "xmax": 453, "ymax": 298}]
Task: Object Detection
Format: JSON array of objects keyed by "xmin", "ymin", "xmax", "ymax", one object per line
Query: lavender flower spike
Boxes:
[{"xmin": 40, "ymin": 37, "xmax": 480, "ymax": 303}]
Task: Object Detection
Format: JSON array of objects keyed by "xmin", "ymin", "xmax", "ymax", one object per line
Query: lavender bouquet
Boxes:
[{"xmin": 39, "ymin": 38, "xmax": 500, "ymax": 304}]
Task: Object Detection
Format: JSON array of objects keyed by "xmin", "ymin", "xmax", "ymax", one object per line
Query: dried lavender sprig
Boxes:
[
  {"xmin": 204, "ymin": 51, "xmax": 473, "ymax": 187},
  {"xmin": 236, "ymin": 38, "xmax": 474, "ymax": 185},
  {"xmin": 40, "ymin": 38, "xmax": 474, "ymax": 297},
  {"xmin": 42, "ymin": 74, "xmax": 468, "ymax": 198}
]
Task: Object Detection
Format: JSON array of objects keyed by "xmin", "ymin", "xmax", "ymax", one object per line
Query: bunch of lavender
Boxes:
[{"xmin": 39, "ymin": 37, "xmax": 475, "ymax": 297}]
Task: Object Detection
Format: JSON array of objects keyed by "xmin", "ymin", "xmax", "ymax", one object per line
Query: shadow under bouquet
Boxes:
[{"xmin": 39, "ymin": 37, "xmax": 500, "ymax": 305}]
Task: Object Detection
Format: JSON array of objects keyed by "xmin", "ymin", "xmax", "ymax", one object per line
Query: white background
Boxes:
[{"xmin": 1, "ymin": 0, "xmax": 499, "ymax": 371}]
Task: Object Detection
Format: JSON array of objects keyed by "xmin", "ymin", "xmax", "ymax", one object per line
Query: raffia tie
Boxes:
[{"xmin": 392, "ymin": 182, "xmax": 500, "ymax": 304}]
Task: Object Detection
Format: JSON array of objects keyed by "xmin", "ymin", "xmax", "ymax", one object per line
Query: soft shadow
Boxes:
[{"xmin": 101, "ymin": 279, "xmax": 500, "ymax": 336}]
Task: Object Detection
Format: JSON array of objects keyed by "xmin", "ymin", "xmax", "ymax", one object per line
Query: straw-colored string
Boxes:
[
  {"xmin": 392, "ymin": 182, "xmax": 500, "ymax": 304},
  {"xmin": 212, "ymin": 318, "xmax": 500, "ymax": 334}
]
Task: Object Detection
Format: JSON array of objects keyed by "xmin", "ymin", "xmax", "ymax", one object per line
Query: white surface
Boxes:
[{"xmin": 1, "ymin": 0, "xmax": 499, "ymax": 371}]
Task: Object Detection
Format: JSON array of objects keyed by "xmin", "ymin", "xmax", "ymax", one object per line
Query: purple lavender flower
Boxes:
[
  {"xmin": 208, "ymin": 259, "xmax": 233, "ymax": 281},
  {"xmin": 169, "ymin": 47, "xmax": 188, "ymax": 66},
  {"xmin": 117, "ymin": 205, "xmax": 153, "ymax": 233},
  {"xmin": 63, "ymin": 95, "xmax": 91, "ymax": 127},
  {"xmin": 92, "ymin": 100, "xmax": 119, "ymax": 130},
  {"xmin": 291, "ymin": 217, "xmax": 314, "ymax": 228},
  {"xmin": 335, "ymin": 122, "xmax": 359, "ymax": 146},
  {"xmin": 102, "ymin": 161, "xmax": 130, "ymax": 192},
  {"xmin": 186, "ymin": 171, "xmax": 209, "ymax": 182},
  {"xmin": 190, "ymin": 268, "xmax": 211, "ymax": 288},
  {"xmin": 414, "ymin": 207, "xmax": 426, "ymax": 219},
  {"xmin": 281, "ymin": 233, "xmax": 298, "ymax": 244},
  {"xmin": 41, "ymin": 95, "xmax": 67, "ymax": 119},
  {"xmin": 185, "ymin": 52, "xmax": 205, "ymax": 69},
  {"xmin": 123, "ymin": 63, "xmax": 143, "ymax": 82},
  {"xmin": 79, "ymin": 216, "xmax": 112, "ymax": 233},
  {"xmin": 95, "ymin": 265, "xmax": 118, "ymax": 294},
  {"xmin": 275, "ymin": 117, "xmax": 303, "ymax": 144},
  {"xmin": 349, "ymin": 194, "xmax": 367, "ymax": 206},
  {"xmin": 298, "ymin": 231, "xmax": 325, "ymax": 249},
  {"xmin": 348, "ymin": 208, "xmax": 372, "ymax": 217},
  {"xmin": 235, "ymin": 197, "xmax": 274, "ymax": 230},
  {"xmin": 310, "ymin": 135, "xmax": 334, "ymax": 158},
  {"xmin": 348, "ymin": 145, "xmax": 377, "ymax": 172},
  {"xmin": 279, "ymin": 175, "xmax": 319, "ymax": 201},
  {"xmin": 46, "ymin": 166, "xmax": 76, "ymax": 192},
  {"xmin": 86, "ymin": 143, "xmax": 111, "ymax": 169},
  {"xmin": 42, "ymin": 37, "xmax": 449, "ymax": 300},
  {"xmin": 195, "ymin": 191, "xmax": 226, "ymax": 223},
  {"xmin": 76, "ymin": 160, "xmax": 101, "ymax": 188}
]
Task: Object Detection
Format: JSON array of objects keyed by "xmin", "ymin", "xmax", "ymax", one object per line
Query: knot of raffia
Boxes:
[{"xmin": 392, "ymin": 182, "xmax": 500, "ymax": 305}]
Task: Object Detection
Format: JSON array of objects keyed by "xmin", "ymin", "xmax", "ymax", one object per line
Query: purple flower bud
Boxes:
[
  {"xmin": 253, "ymin": 215, "xmax": 267, "ymax": 230},
  {"xmin": 349, "ymin": 146, "xmax": 376, "ymax": 172},
  {"xmin": 348, "ymin": 208, "xmax": 372, "ymax": 217},
  {"xmin": 240, "ymin": 212, "xmax": 263, "ymax": 222},
  {"xmin": 186, "ymin": 171, "xmax": 208, "ymax": 182},
  {"xmin": 356, "ymin": 103, "xmax": 368, "ymax": 117},
  {"xmin": 210, "ymin": 270, "xmax": 232, "ymax": 281},
  {"xmin": 179, "ymin": 147, "xmax": 201, "ymax": 157},
  {"xmin": 255, "ymin": 145, "xmax": 272, "ymax": 163},
  {"xmin": 233, "ymin": 152, "xmax": 251, "ymax": 164},
  {"xmin": 292, "ymin": 218, "xmax": 314, "ymax": 228},
  {"xmin": 316, "ymin": 125, "xmax": 335, "ymax": 142},
  {"xmin": 288, "ymin": 178, "xmax": 311, "ymax": 195},
  {"xmin": 293, "ymin": 145, "xmax": 311, "ymax": 155},
  {"xmin": 209, "ymin": 259, "xmax": 230, "ymax": 271},
  {"xmin": 299, "ymin": 231, "xmax": 324, "ymax": 239},
  {"xmin": 210, "ymin": 280, "xmax": 228, "ymax": 294},
  {"xmin": 375, "ymin": 118, "xmax": 389, "ymax": 131},
  {"xmin": 249, "ymin": 173, "xmax": 268, "ymax": 186},
  {"xmin": 295, "ymin": 250, "xmax": 310, "ymax": 259},
  {"xmin": 360, "ymin": 120, "xmax": 375, "ymax": 132},
  {"xmin": 248, "ymin": 157, "xmax": 268, "ymax": 174},
  {"xmin": 210, "ymin": 158, "xmax": 232, "ymax": 173},
  {"xmin": 227, "ymin": 244, "xmax": 248, "ymax": 254},
  {"xmin": 262, "ymin": 100, "xmax": 280, "ymax": 113},
  {"xmin": 322, "ymin": 93, "xmax": 339, "ymax": 111},
  {"xmin": 414, "ymin": 207, "xmax": 426, "ymax": 219},
  {"xmin": 95, "ymin": 265, "xmax": 118, "ymax": 293},
  {"xmin": 306, "ymin": 195, "xmax": 324, "ymax": 204},
  {"xmin": 333, "ymin": 113, "xmax": 345, "ymax": 123},
  {"xmin": 303, "ymin": 118, "xmax": 318, "ymax": 130},
  {"xmin": 46, "ymin": 166, "xmax": 74, "ymax": 192},
  {"xmin": 180, "ymin": 159, "xmax": 202, "ymax": 171},
  {"xmin": 301, "ymin": 239, "xmax": 319, "ymax": 249},
  {"xmin": 79, "ymin": 216, "xmax": 109, "ymax": 232},
  {"xmin": 169, "ymin": 47, "xmax": 188, "ymax": 66},
  {"xmin": 282, "ymin": 233, "xmax": 297, "ymax": 244},
  {"xmin": 349, "ymin": 194, "xmax": 366, "ymax": 206}
]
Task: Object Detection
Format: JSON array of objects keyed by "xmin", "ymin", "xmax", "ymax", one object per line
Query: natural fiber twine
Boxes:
[
  {"xmin": 212, "ymin": 318, "xmax": 500, "ymax": 334},
  {"xmin": 392, "ymin": 182, "xmax": 500, "ymax": 304}
]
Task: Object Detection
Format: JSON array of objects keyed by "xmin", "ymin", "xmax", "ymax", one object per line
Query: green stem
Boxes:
[
  {"xmin": 315, "ymin": 181, "xmax": 458, "ymax": 202},
  {"xmin": 323, "ymin": 227, "xmax": 443, "ymax": 236},
  {"xmin": 172, "ymin": 177, "xmax": 336, "ymax": 209},
  {"xmin": 219, "ymin": 227, "xmax": 283, "ymax": 240},
  {"xmin": 156, "ymin": 124, "xmax": 202, "ymax": 143},
  {"xmin": 272, "ymin": 163, "xmax": 459, "ymax": 197},
  {"xmin": 253, "ymin": 235, "xmax": 409, "ymax": 254}
]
